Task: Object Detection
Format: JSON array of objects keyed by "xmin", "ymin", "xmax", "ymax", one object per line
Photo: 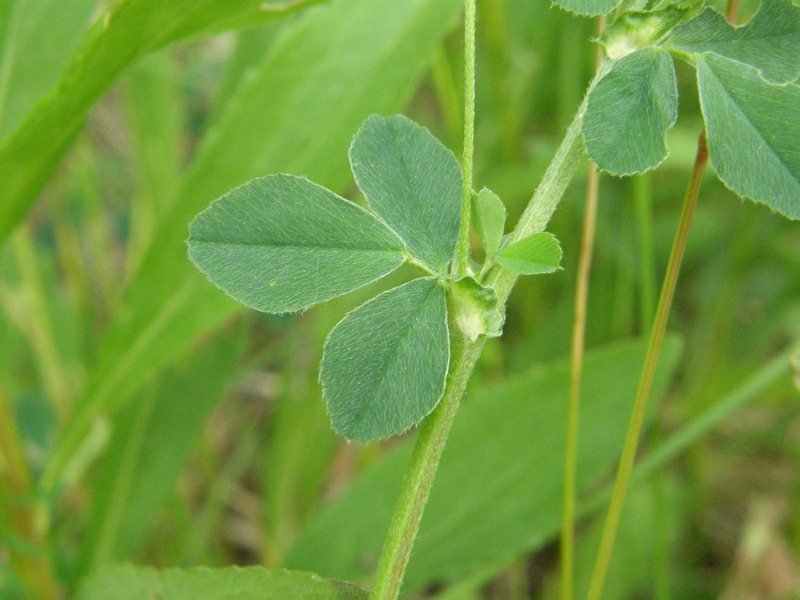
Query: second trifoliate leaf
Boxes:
[
  {"xmin": 583, "ymin": 47, "xmax": 678, "ymax": 176},
  {"xmin": 698, "ymin": 54, "xmax": 800, "ymax": 220}
]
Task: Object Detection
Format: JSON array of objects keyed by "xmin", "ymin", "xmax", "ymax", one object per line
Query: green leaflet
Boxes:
[
  {"xmin": 76, "ymin": 565, "xmax": 367, "ymax": 600},
  {"xmin": 0, "ymin": 0, "xmax": 320, "ymax": 240},
  {"xmin": 349, "ymin": 115, "xmax": 462, "ymax": 272},
  {"xmin": 471, "ymin": 188, "xmax": 506, "ymax": 258},
  {"xmin": 188, "ymin": 175, "xmax": 405, "ymax": 313},
  {"xmin": 496, "ymin": 232, "xmax": 563, "ymax": 275},
  {"xmin": 321, "ymin": 278, "xmax": 449, "ymax": 442},
  {"xmin": 552, "ymin": 0, "xmax": 621, "ymax": 17},
  {"xmin": 698, "ymin": 54, "xmax": 800, "ymax": 220},
  {"xmin": 583, "ymin": 47, "xmax": 678, "ymax": 176},
  {"xmin": 665, "ymin": 0, "xmax": 800, "ymax": 83},
  {"xmin": 288, "ymin": 338, "xmax": 682, "ymax": 590}
]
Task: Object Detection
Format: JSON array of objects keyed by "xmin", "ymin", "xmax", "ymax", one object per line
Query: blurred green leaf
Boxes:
[
  {"xmin": 0, "ymin": 0, "xmax": 96, "ymax": 140},
  {"xmin": 188, "ymin": 175, "xmax": 406, "ymax": 314},
  {"xmin": 665, "ymin": 0, "xmax": 800, "ymax": 83},
  {"xmin": 574, "ymin": 478, "xmax": 681, "ymax": 600},
  {"xmin": 0, "ymin": 0, "xmax": 321, "ymax": 240},
  {"xmin": 43, "ymin": 0, "xmax": 462, "ymax": 493},
  {"xmin": 552, "ymin": 0, "xmax": 620, "ymax": 17},
  {"xmin": 496, "ymin": 231, "xmax": 563, "ymax": 275},
  {"xmin": 471, "ymin": 188, "xmax": 506, "ymax": 259},
  {"xmin": 321, "ymin": 279, "xmax": 449, "ymax": 442},
  {"xmin": 287, "ymin": 337, "xmax": 682, "ymax": 591},
  {"xmin": 349, "ymin": 115, "xmax": 462, "ymax": 272},
  {"xmin": 583, "ymin": 47, "xmax": 678, "ymax": 175},
  {"xmin": 698, "ymin": 54, "xmax": 800, "ymax": 220},
  {"xmin": 77, "ymin": 332, "xmax": 244, "ymax": 573},
  {"xmin": 76, "ymin": 565, "xmax": 367, "ymax": 600},
  {"xmin": 123, "ymin": 52, "xmax": 183, "ymax": 276}
]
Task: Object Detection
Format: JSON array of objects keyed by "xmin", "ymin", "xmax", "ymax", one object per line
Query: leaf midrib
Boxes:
[{"xmin": 340, "ymin": 282, "xmax": 440, "ymax": 434}]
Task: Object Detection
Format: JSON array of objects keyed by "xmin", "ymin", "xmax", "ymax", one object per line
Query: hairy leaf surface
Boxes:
[
  {"xmin": 698, "ymin": 54, "xmax": 800, "ymax": 220},
  {"xmin": 583, "ymin": 47, "xmax": 678, "ymax": 175},
  {"xmin": 188, "ymin": 175, "xmax": 405, "ymax": 313},
  {"xmin": 350, "ymin": 115, "xmax": 462, "ymax": 272},
  {"xmin": 321, "ymin": 278, "xmax": 449, "ymax": 442},
  {"xmin": 666, "ymin": 0, "xmax": 800, "ymax": 83},
  {"xmin": 552, "ymin": 0, "xmax": 621, "ymax": 17},
  {"xmin": 471, "ymin": 188, "xmax": 506, "ymax": 258},
  {"xmin": 496, "ymin": 232, "xmax": 563, "ymax": 275}
]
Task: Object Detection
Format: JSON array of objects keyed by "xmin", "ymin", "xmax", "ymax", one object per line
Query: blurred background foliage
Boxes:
[{"xmin": 0, "ymin": 0, "xmax": 798, "ymax": 598}]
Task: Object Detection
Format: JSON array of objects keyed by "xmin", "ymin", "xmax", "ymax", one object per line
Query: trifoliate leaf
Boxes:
[
  {"xmin": 471, "ymin": 188, "xmax": 506, "ymax": 258},
  {"xmin": 698, "ymin": 54, "xmax": 800, "ymax": 220},
  {"xmin": 665, "ymin": 0, "xmax": 800, "ymax": 83},
  {"xmin": 349, "ymin": 115, "xmax": 462, "ymax": 272},
  {"xmin": 188, "ymin": 175, "xmax": 406, "ymax": 313},
  {"xmin": 496, "ymin": 232, "xmax": 563, "ymax": 275},
  {"xmin": 321, "ymin": 278, "xmax": 449, "ymax": 442},
  {"xmin": 583, "ymin": 47, "xmax": 678, "ymax": 175}
]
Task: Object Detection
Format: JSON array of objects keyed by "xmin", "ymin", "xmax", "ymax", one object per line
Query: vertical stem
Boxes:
[
  {"xmin": 456, "ymin": 0, "xmax": 476, "ymax": 275},
  {"xmin": 585, "ymin": 130, "xmax": 709, "ymax": 600},
  {"xmin": 560, "ymin": 20, "xmax": 604, "ymax": 600},
  {"xmin": 368, "ymin": 337, "xmax": 485, "ymax": 600},
  {"xmin": 561, "ymin": 161, "xmax": 599, "ymax": 600}
]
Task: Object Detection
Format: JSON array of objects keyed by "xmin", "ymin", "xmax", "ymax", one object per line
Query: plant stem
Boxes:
[
  {"xmin": 561, "ymin": 162, "xmax": 598, "ymax": 600},
  {"xmin": 491, "ymin": 65, "xmax": 603, "ymax": 304},
  {"xmin": 456, "ymin": 0, "xmax": 476, "ymax": 276},
  {"xmin": 368, "ymin": 336, "xmax": 485, "ymax": 599},
  {"xmin": 560, "ymin": 21, "xmax": 604, "ymax": 600},
  {"xmin": 585, "ymin": 130, "xmax": 709, "ymax": 600}
]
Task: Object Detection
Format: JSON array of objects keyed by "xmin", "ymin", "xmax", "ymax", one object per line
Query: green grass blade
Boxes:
[
  {"xmin": 0, "ymin": 0, "xmax": 96, "ymax": 140},
  {"xmin": 77, "ymin": 332, "xmax": 245, "ymax": 574},
  {"xmin": 0, "ymin": 0, "xmax": 320, "ymax": 241}
]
